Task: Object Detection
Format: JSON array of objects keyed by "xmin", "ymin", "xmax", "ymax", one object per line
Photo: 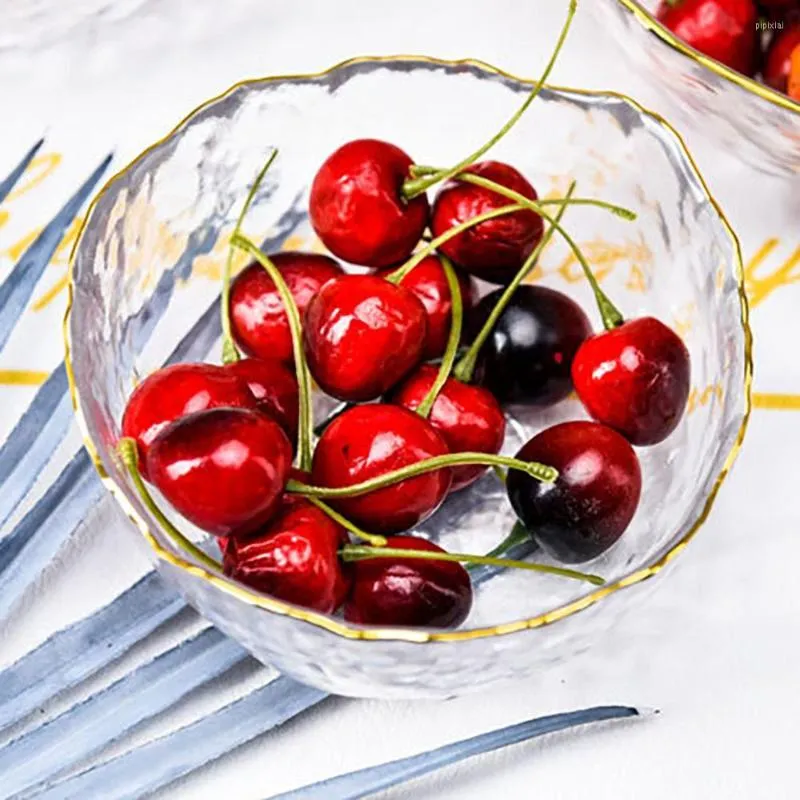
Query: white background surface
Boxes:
[{"xmin": 1, "ymin": 1, "xmax": 798, "ymax": 797}]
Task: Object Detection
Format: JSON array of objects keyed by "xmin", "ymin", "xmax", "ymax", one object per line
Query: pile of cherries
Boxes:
[
  {"xmin": 117, "ymin": 3, "xmax": 691, "ymax": 631},
  {"xmin": 657, "ymin": 0, "xmax": 800, "ymax": 101}
]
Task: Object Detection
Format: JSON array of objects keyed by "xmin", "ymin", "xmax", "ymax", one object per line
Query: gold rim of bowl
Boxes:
[
  {"xmin": 615, "ymin": 0, "xmax": 800, "ymax": 114},
  {"xmin": 64, "ymin": 55, "xmax": 754, "ymax": 645}
]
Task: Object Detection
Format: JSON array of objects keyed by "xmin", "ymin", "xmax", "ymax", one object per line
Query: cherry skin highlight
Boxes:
[
  {"xmin": 310, "ymin": 404, "xmax": 452, "ymax": 534},
  {"xmin": 121, "ymin": 363, "xmax": 257, "ymax": 479},
  {"xmin": 344, "ymin": 535, "xmax": 473, "ymax": 628},
  {"xmin": 389, "ymin": 364, "xmax": 506, "ymax": 492},
  {"xmin": 146, "ymin": 407, "xmax": 292, "ymax": 538},
  {"xmin": 656, "ymin": 0, "xmax": 758, "ymax": 75},
  {"xmin": 229, "ymin": 251, "xmax": 342, "ymax": 365},
  {"xmin": 378, "ymin": 256, "xmax": 476, "ymax": 360},
  {"xmin": 223, "ymin": 496, "xmax": 351, "ymax": 614},
  {"xmin": 309, "ymin": 139, "xmax": 429, "ymax": 268},
  {"xmin": 507, "ymin": 421, "xmax": 642, "ymax": 564},
  {"xmin": 225, "ymin": 358, "xmax": 300, "ymax": 442},
  {"xmin": 303, "ymin": 274, "xmax": 428, "ymax": 402},
  {"xmin": 430, "ymin": 161, "xmax": 544, "ymax": 284},
  {"xmin": 572, "ymin": 317, "xmax": 691, "ymax": 446},
  {"xmin": 763, "ymin": 21, "xmax": 800, "ymax": 94},
  {"xmin": 468, "ymin": 285, "xmax": 592, "ymax": 407}
]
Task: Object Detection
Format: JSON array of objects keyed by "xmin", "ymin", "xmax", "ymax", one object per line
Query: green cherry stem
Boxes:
[
  {"xmin": 303, "ymin": 495, "xmax": 387, "ymax": 547},
  {"xmin": 453, "ymin": 182, "xmax": 576, "ymax": 384},
  {"xmin": 340, "ymin": 544, "xmax": 605, "ymax": 586},
  {"xmin": 386, "ymin": 203, "xmax": 527, "ymax": 285},
  {"xmin": 452, "ymin": 171, "xmax": 625, "ymax": 330},
  {"xmin": 232, "ymin": 232, "xmax": 314, "ymax": 471},
  {"xmin": 286, "ymin": 452, "xmax": 557, "ymax": 500},
  {"xmin": 117, "ymin": 438, "xmax": 221, "ymax": 573},
  {"xmin": 221, "ymin": 149, "xmax": 278, "ymax": 364},
  {"xmin": 483, "ymin": 520, "xmax": 532, "ymax": 560},
  {"xmin": 416, "ymin": 255, "xmax": 463, "ymax": 418},
  {"xmin": 401, "ymin": 0, "xmax": 578, "ymax": 200}
]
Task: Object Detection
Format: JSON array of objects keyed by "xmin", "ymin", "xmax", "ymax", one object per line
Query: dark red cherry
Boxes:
[
  {"xmin": 229, "ymin": 251, "xmax": 342, "ymax": 365},
  {"xmin": 763, "ymin": 21, "xmax": 800, "ymax": 93},
  {"xmin": 225, "ymin": 358, "xmax": 300, "ymax": 442},
  {"xmin": 378, "ymin": 256, "xmax": 476, "ymax": 360},
  {"xmin": 146, "ymin": 407, "xmax": 292, "ymax": 538},
  {"xmin": 468, "ymin": 285, "xmax": 591, "ymax": 407},
  {"xmin": 303, "ymin": 274, "xmax": 428, "ymax": 402},
  {"xmin": 310, "ymin": 404, "xmax": 452, "ymax": 534},
  {"xmin": 309, "ymin": 139, "xmax": 429, "ymax": 268},
  {"xmin": 656, "ymin": 0, "xmax": 758, "ymax": 75},
  {"xmin": 121, "ymin": 363, "xmax": 257, "ymax": 479},
  {"xmin": 223, "ymin": 497, "xmax": 351, "ymax": 613},
  {"xmin": 344, "ymin": 535, "xmax": 472, "ymax": 628},
  {"xmin": 389, "ymin": 364, "xmax": 506, "ymax": 492},
  {"xmin": 430, "ymin": 161, "xmax": 544, "ymax": 285},
  {"xmin": 572, "ymin": 317, "xmax": 691, "ymax": 447},
  {"xmin": 507, "ymin": 421, "xmax": 642, "ymax": 564}
]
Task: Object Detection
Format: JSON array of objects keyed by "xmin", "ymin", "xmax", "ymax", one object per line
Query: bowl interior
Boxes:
[{"xmin": 68, "ymin": 58, "xmax": 748, "ymax": 668}]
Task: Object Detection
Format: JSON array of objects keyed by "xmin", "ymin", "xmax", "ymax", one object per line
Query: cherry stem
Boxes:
[
  {"xmin": 303, "ymin": 495, "xmax": 387, "ymax": 547},
  {"xmin": 484, "ymin": 520, "xmax": 531, "ymax": 559},
  {"xmin": 451, "ymin": 172, "xmax": 625, "ymax": 330},
  {"xmin": 221, "ymin": 149, "xmax": 278, "ymax": 365},
  {"xmin": 117, "ymin": 438, "xmax": 221, "ymax": 573},
  {"xmin": 400, "ymin": 0, "xmax": 577, "ymax": 200},
  {"xmin": 386, "ymin": 203, "xmax": 527, "ymax": 285},
  {"xmin": 454, "ymin": 181, "xmax": 576, "ymax": 384},
  {"xmin": 286, "ymin": 452, "xmax": 557, "ymax": 500},
  {"xmin": 417, "ymin": 255, "xmax": 462, "ymax": 418},
  {"xmin": 231, "ymin": 233, "xmax": 314, "ymax": 471},
  {"xmin": 340, "ymin": 544, "xmax": 605, "ymax": 586}
]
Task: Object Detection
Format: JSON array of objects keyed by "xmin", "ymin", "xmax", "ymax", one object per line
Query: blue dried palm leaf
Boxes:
[{"xmin": 0, "ymin": 139, "xmax": 43, "ymax": 205}]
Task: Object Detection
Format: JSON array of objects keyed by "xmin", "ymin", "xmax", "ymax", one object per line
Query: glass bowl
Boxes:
[
  {"xmin": 67, "ymin": 56, "xmax": 752, "ymax": 699},
  {"xmin": 591, "ymin": 1, "xmax": 800, "ymax": 177}
]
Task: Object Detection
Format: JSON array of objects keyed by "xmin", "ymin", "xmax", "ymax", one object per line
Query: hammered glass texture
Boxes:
[
  {"xmin": 592, "ymin": 1, "xmax": 800, "ymax": 177},
  {"xmin": 69, "ymin": 59, "xmax": 748, "ymax": 698}
]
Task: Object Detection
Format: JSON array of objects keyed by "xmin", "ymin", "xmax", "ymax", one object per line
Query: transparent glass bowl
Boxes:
[
  {"xmin": 67, "ymin": 56, "xmax": 752, "ymax": 699},
  {"xmin": 591, "ymin": 1, "xmax": 800, "ymax": 177}
]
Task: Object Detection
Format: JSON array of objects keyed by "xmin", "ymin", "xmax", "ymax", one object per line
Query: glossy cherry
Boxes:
[
  {"xmin": 309, "ymin": 139, "xmax": 429, "ymax": 268},
  {"xmin": 507, "ymin": 421, "xmax": 642, "ymax": 564},
  {"xmin": 389, "ymin": 364, "xmax": 506, "ymax": 492},
  {"xmin": 378, "ymin": 256, "xmax": 476, "ymax": 360},
  {"xmin": 763, "ymin": 21, "xmax": 800, "ymax": 94},
  {"xmin": 468, "ymin": 285, "xmax": 592, "ymax": 406},
  {"xmin": 229, "ymin": 251, "xmax": 342, "ymax": 365},
  {"xmin": 310, "ymin": 404, "xmax": 452, "ymax": 534},
  {"xmin": 146, "ymin": 407, "xmax": 292, "ymax": 538},
  {"xmin": 303, "ymin": 274, "xmax": 428, "ymax": 402},
  {"xmin": 430, "ymin": 161, "xmax": 544, "ymax": 285},
  {"xmin": 572, "ymin": 317, "xmax": 691, "ymax": 446},
  {"xmin": 225, "ymin": 358, "xmax": 300, "ymax": 442},
  {"xmin": 343, "ymin": 535, "xmax": 472, "ymax": 628},
  {"xmin": 656, "ymin": 0, "xmax": 758, "ymax": 75},
  {"xmin": 223, "ymin": 496, "xmax": 351, "ymax": 613},
  {"xmin": 121, "ymin": 363, "xmax": 257, "ymax": 479}
]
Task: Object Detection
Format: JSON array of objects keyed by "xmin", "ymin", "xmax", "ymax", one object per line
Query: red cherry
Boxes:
[
  {"xmin": 225, "ymin": 358, "xmax": 299, "ymax": 441},
  {"xmin": 430, "ymin": 161, "xmax": 544, "ymax": 284},
  {"xmin": 121, "ymin": 363, "xmax": 256, "ymax": 479},
  {"xmin": 146, "ymin": 407, "xmax": 292, "ymax": 538},
  {"xmin": 223, "ymin": 497, "xmax": 351, "ymax": 613},
  {"xmin": 507, "ymin": 421, "xmax": 642, "ymax": 563},
  {"xmin": 378, "ymin": 256, "xmax": 476, "ymax": 360},
  {"xmin": 572, "ymin": 317, "xmax": 691, "ymax": 447},
  {"xmin": 229, "ymin": 251, "xmax": 342, "ymax": 365},
  {"xmin": 758, "ymin": 0, "xmax": 798, "ymax": 16},
  {"xmin": 303, "ymin": 274, "xmax": 428, "ymax": 402},
  {"xmin": 310, "ymin": 404, "xmax": 452, "ymax": 534},
  {"xmin": 389, "ymin": 364, "xmax": 506, "ymax": 492},
  {"xmin": 309, "ymin": 139, "xmax": 429, "ymax": 268},
  {"xmin": 656, "ymin": 0, "xmax": 758, "ymax": 75},
  {"xmin": 763, "ymin": 21, "xmax": 800, "ymax": 93},
  {"xmin": 344, "ymin": 535, "xmax": 472, "ymax": 628}
]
